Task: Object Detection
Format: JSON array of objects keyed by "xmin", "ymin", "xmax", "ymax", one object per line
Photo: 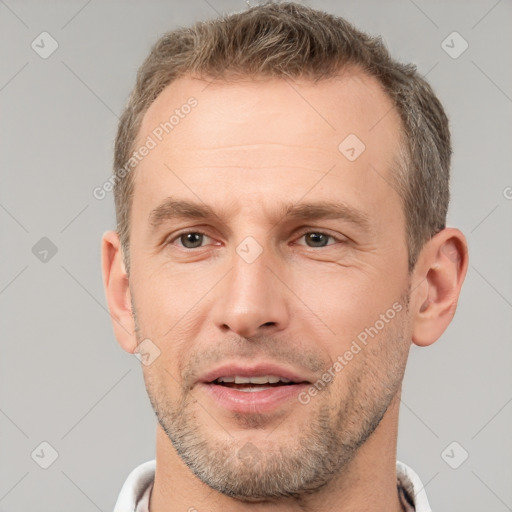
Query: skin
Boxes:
[{"xmin": 101, "ymin": 70, "xmax": 468, "ymax": 512}]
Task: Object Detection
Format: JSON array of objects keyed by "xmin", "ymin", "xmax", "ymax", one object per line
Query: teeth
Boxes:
[
  {"xmin": 217, "ymin": 376, "xmax": 235, "ymax": 383},
  {"xmin": 247, "ymin": 376, "xmax": 271, "ymax": 384},
  {"xmin": 216, "ymin": 375, "xmax": 293, "ymax": 384}
]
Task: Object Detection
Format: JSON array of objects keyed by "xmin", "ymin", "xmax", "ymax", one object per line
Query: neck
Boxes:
[{"xmin": 149, "ymin": 392, "xmax": 404, "ymax": 512}]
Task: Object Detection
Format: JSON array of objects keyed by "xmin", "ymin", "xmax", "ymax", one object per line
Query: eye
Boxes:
[
  {"xmin": 166, "ymin": 229, "xmax": 345, "ymax": 251},
  {"xmin": 169, "ymin": 231, "xmax": 213, "ymax": 249},
  {"xmin": 295, "ymin": 231, "xmax": 343, "ymax": 248}
]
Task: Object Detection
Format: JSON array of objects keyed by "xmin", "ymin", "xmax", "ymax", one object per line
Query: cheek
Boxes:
[
  {"xmin": 299, "ymin": 274, "xmax": 409, "ymax": 387},
  {"xmin": 327, "ymin": 313, "xmax": 410, "ymax": 404},
  {"xmin": 130, "ymin": 262, "xmax": 198, "ymax": 334},
  {"xmin": 142, "ymin": 362, "xmax": 184, "ymax": 416},
  {"xmin": 290, "ymin": 265, "xmax": 401, "ymax": 340}
]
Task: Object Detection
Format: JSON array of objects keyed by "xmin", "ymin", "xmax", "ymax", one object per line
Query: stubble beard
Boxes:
[{"xmin": 133, "ymin": 291, "xmax": 411, "ymax": 500}]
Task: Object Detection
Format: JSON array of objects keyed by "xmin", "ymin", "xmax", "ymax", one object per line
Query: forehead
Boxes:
[
  {"xmin": 131, "ymin": 70, "xmax": 404, "ymax": 229},
  {"xmin": 136, "ymin": 70, "xmax": 402, "ymax": 155}
]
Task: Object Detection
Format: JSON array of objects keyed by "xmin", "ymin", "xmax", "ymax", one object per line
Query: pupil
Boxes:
[
  {"xmin": 307, "ymin": 233, "xmax": 328, "ymax": 247},
  {"xmin": 182, "ymin": 233, "xmax": 202, "ymax": 248}
]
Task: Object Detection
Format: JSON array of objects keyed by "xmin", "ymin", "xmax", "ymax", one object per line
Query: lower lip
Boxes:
[{"xmin": 199, "ymin": 382, "xmax": 309, "ymax": 413}]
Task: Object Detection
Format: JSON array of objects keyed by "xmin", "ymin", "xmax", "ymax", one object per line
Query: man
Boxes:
[{"xmin": 101, "ymin": 2, "xmax": 468, "ymax": 511}]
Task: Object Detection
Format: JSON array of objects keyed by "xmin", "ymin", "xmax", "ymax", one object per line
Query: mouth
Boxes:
[
  {"xmin": 210, "ymin": 375, "xmax": 300, "ymax": 392},
  {"xmin": 198, "ymin": 364, "xmax": 312, "ymax": 413}
]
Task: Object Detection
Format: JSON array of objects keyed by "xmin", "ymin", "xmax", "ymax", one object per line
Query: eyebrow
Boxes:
[{"xmin": 148, "ymin": 196, "xmax": 371, "ymax": 232}]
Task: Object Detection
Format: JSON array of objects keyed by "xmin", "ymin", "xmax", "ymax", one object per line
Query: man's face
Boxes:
[{"xmin": 128, "ymin": 72, "xmax": 413, "ymax": 499}]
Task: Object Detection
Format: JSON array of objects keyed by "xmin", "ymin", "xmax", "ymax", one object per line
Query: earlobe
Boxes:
[
  {"xmin": 411, "ymin": 228, "xmax": 469, "ymax": 347},
  {"xmin": 101, "ymin": 230, "xmax": 137, "ymax": 353}
]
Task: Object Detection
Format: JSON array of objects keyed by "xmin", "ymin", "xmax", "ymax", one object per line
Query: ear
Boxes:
[
  {"xmin": 101, "ymin": 230, "xmax": 137, "ymax": 353},
  {"xmin": 410, "ymin": 228, "xmax": 469, "ymax": 347}
]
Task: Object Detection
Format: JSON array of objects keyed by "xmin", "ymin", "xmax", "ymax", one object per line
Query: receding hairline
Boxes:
[{"xmin": 130, "ymin": 65, "xmax": 405, "ymax": 171}]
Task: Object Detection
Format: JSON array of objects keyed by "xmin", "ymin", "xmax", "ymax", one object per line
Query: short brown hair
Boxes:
[{"xmin": 113, "ymin": 1, "xmax": 451, "ymax": 274}]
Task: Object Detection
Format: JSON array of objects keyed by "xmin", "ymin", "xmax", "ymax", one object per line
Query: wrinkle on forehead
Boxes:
[{"xmin": 136, "ymin": 70, "xmax": 402, "ymax": 156}]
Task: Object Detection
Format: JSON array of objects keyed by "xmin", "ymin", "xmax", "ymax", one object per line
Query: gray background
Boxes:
[{"xmin": 1, "ymin": 0, "xmax": 511, "ymax": 510}]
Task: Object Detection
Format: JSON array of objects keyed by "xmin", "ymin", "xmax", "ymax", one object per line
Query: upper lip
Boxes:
[{"xmin": 198, "ymin": 363, "xmax": 312, "ymax": 384}]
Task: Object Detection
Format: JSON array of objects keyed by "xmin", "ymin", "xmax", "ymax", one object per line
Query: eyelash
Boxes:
[{"xmin": 166, "ymin": 229, "xmax": 345, "ymax": 249}]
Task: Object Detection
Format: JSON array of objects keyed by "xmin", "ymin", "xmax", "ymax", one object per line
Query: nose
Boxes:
[{"xmin": 212, "ymin": 244, "xmax": 290, "ymax": 339}]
